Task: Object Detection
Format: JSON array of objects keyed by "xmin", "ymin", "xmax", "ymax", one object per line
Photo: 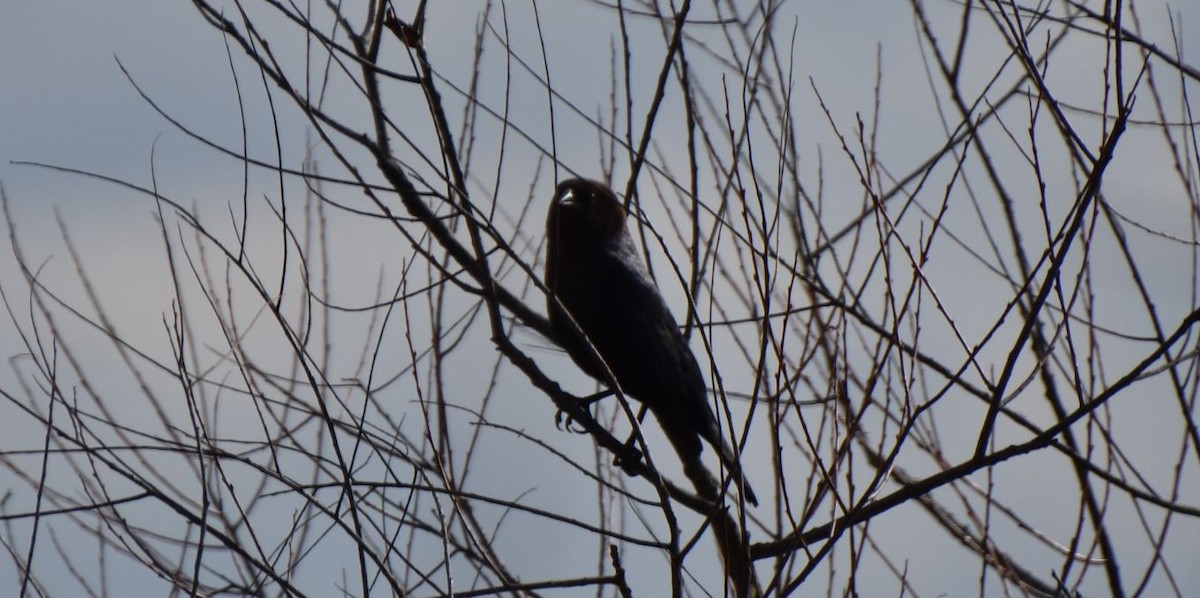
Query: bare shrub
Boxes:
[{"xmin": 2, "ymin": 1, "xmax": 1198, "ymax": 596}]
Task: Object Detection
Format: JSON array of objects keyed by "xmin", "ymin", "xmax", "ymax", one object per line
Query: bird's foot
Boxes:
[
  {"xmin": 554, "ymin": 407, "xmax": 588, "ymax": 433},
  {"xmin": 554, "ymin": 389, "xmax": 615, "ymax": 433},
  {"xmin": 612, "ymin": 435, "xmax": 644, "ymax": 476}
]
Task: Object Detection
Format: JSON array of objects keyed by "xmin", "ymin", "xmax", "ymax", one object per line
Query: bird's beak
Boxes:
[{"xmin": 557, "ymin": 188, "xmax": 579, "ymax": 207}]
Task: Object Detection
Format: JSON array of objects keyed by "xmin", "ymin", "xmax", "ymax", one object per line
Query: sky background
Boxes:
[{"xmin": 2, "ymin": 1, "xmax": 1199, "ymax": 596}]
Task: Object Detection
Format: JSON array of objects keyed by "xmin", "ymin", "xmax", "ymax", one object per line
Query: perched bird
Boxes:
[{"xmin": 545, "ymin": 177, "xmax": 757, "ymax": 506}]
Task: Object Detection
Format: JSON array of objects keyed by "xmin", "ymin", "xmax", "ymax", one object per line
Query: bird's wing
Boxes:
[{"xmin": 559, "ymin": 243, "xmax": 715, "ymax": 451}]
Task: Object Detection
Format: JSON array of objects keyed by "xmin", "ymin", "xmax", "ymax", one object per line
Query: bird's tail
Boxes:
[
  {"xmin": 657, "ymin": 405, "xmax": 758, "ymax": 504},
  {"xmin": 712, "ymin": 438, "xmax": 758, "ymax": 507},
  {"xmin": 679, "ymin": 456, "xmax": 761, "ymax": 597},
  {"xmin": 659, "ymin": 414, "xmax": 759, "ymax": 507}
]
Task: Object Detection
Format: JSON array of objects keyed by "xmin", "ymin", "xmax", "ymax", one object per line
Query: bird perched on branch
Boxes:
[{"xmin": 544, "ymin": 177, "xmax": 757, "ymax": 506}]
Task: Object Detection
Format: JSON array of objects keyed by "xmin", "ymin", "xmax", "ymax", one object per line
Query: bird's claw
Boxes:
[
  {"xmin": 612, "ymin": 437, "xmax": 644, "ymax": 476},
  {"xmin": 554, "ymin": 407, "xmax": 589, "ymax": 433},
  {"xmin": 554, "ymin": 390, "xmax": 616, "ymax": 433}
]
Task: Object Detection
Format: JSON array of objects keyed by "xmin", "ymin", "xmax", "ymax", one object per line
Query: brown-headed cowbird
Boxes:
[{"xmin": 545, "ymin": 178, "xmax": 757, "ymax": 506}]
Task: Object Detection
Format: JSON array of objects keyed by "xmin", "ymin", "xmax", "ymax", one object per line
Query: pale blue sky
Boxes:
[{"xmin": 2, "ymin": 1, "xmax": 1198, "ymax": 596}]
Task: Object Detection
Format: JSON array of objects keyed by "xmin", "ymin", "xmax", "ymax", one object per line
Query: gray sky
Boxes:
[{"xmin": 2, "ymin": 1, "xmax": 1199, "ymax": 596}]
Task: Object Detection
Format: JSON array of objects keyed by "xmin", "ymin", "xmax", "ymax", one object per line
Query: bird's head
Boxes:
[{"xmin": 546, "ymin": 178, "xmax": 627, "ymax": 245}]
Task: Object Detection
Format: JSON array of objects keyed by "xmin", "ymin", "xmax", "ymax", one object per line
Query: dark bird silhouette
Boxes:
[{"xmin": 545, "ymin": 177, "xmax": 757, "ymax": 506}]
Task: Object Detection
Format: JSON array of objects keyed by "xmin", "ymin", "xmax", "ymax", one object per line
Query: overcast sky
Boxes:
[{"xmin": 3, "ymin": 1, "xmax": 1199, "ymax": 596}]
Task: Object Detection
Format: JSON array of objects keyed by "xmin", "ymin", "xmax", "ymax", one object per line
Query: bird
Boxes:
[{"xmin": 544, "ymin": 177, "xmax": 757, "ymax": 506}]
